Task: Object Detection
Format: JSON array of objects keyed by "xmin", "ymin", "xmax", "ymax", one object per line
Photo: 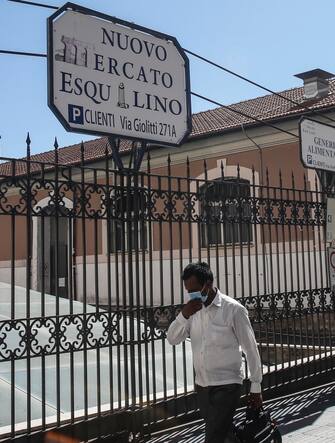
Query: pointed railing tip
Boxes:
[
  {"xmin": 203, "ymin": 159, "xmax": 208, "ymax": 178},
  {"xmin": 146, "ymin": 150, "xmax": 151, "ymax": 173},
  {"xmin": 186, "ymin": 156, "xmax": 190, "ymax": 177},
  {"xmin": 80, "ymin": 141, "xmax": 85, "ymax": 163},
  {"xmin": 54, "ymin": 140, "xmax": 59, "ymax": 166},
  {"xmin": 26, "ymin": 132, "xmax": 31, "ymax": 160},
  {"xmin": 279, "ymin": 169, "xmax": 282, "ymax": 185},
  {"xmin": 26, "ymin": 133, "xmax": 31, "ymax": 159},
  {"xmin": 167, "ymin": 155, "xmax": 172, "ymax": 176},
  {"xmin": 220, "ymin": 161, "xmax": 225, "ymax": 179},
  {"xmin": 237, "ymin": 164, "xmax": 241, "ymax": 178}
]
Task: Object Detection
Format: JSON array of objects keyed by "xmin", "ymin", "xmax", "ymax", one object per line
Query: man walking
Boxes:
[{"xmin": 167, "ymin": 262, "xmax": 262, "ymax": 442}]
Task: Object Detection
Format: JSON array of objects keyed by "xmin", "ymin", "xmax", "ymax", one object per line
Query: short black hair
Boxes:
[{"xmin": 181, "ymin": 262, "xmax": 214, "ymax": 286}]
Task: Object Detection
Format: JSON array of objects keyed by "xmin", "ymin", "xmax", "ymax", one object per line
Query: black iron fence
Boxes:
[{"xmin": 0, "ymin": 142, "xmax": 334, "ymax": 442}]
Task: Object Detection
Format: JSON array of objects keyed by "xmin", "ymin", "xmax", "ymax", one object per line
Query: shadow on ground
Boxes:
[{"xmin": 142, "ymin": 383, "xmax": 335, "ymax": 442}]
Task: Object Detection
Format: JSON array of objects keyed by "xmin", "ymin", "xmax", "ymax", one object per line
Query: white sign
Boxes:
[
  {"xmin": 327, "ymin": 197, "xmax": 335, "ymax": 242},
  {"xmin": 328, "ymin": 247, "xmax": 335, "ymax": 290},
  {"xmin": 300, "ymin": 117, "xmax": 335, "ymax": 172},
  {"xmin": 48, "ymin": 4, "xmax": 191, "ymax": 145}
]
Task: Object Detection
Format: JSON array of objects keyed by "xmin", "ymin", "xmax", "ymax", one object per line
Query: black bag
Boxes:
[{"xmin": 234, "ymin": 406, "xmax": 282, "ymax": 443}]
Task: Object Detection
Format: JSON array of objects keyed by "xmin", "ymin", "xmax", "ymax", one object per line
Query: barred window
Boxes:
[
  {"xmin": 200, "ymin": 177, "xmax": 253, "ymax": 247},
  {"xmin": 109, "ymin": 189, "xmax": 147, "ymax": 252}
]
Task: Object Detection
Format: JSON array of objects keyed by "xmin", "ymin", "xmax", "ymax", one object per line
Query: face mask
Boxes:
[
  {"xmin": 200, "ymin": 288, "xmax": 209, "ymax": 303},
  {"xmin": 189, "ymin": 287, "xmax": 209, "ymax": 303}
]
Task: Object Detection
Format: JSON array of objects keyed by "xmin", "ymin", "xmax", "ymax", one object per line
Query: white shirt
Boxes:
[{"xmin": 167, "ymin": 290, "xmax": 262, "ymax": 393}]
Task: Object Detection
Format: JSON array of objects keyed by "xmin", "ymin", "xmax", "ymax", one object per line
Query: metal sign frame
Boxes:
[
  {"xmin": 299, "ymin": 116, "xmax": 335, "ymax": 195},
  {"xmin": 299, "ymin": 116, "xmax": 335, "ymax": 173},
  {"xmin": 47, "ymin": 2, "xmax": 192, "ymax": 148}
]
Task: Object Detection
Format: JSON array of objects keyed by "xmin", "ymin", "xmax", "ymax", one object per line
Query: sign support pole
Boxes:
[
  {"xmin": 108, "ymin": 137, "xmax": 123, "ymax": 171},
  {"xmin": 108, "ymin": 137, "xmax": 147, "ymax": 173},
  {"xmin": 131, "ymin": 141, "xmax": 147, "ymax": 172}
]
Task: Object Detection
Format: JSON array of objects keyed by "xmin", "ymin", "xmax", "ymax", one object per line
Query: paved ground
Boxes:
[
  {"xmin": 278, "ymin": 382, "xmax": 335, "ymax": 442},
  {"xmin": 142, "ymin": 381, "xmax": 335, "ymax": 442}
]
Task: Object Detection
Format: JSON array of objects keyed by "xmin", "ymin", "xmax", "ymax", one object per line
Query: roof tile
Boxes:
[{"xmin": 1, "ymin": 81, "xmax": 335, "ymax": 175}]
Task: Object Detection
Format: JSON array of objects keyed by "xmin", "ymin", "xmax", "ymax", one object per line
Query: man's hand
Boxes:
[
  {"xmin": 181, "ymin": 299, "xmax": 203, "ymax": 319},
  {"xmin": 248, "ymin": 392, "xmax": 263, "ymax": 409}
]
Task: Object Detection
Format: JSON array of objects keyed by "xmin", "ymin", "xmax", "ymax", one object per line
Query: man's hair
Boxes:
[{"xmin": 181, "ymin": 262, "xmax": 214, "ymax": 285}]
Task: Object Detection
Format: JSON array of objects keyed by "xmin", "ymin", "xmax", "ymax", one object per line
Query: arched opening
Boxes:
[
  {"xmin": 33, "ymin": 197, "xmax": 73, "ymax": 299},
  {"xmin": 109, "ymin": 187, "xmax": 148, "ymax": 252},
  {"xmin": 200, "ymin": 177, "xmax": 253, "ymax": 247}
]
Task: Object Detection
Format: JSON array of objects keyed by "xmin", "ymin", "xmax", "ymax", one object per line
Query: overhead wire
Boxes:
[
  {"xmin": 0, "ymin": 46, "xmax": 299, "ymax": 138},
  {"xmin": 2, "ymin": 0, "xmax": 332, "ymax": 140},
  {"xmin": 7, "ymin": 0, "xmax": 57, "ymax": 9},
  {"xmin": 183, "ymin": 48, "xmax": 335, "ymax": 125},
  {"xmin": 191, "ymin": 92, "xmax": 298, "ymax": 138},
  {"xmin": 0, "ymin": 49, "xmax": 46, "ymax": 57},
  {"xmin": 7, "ymin": 0, "xmax": 335, "ymax": 125}
]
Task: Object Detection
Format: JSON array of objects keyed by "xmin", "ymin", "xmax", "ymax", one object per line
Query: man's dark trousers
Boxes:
[{"xmin": 196, "ymin": 383, "xmax": 241, "ymax": 443}]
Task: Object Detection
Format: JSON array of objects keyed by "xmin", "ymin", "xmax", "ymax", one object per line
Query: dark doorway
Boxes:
[{"xmin": 37, "ymin": 207, "xmax": 70, "ymax": 298}]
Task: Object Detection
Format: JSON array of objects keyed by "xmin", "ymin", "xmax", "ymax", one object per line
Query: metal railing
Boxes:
[{"xmin": 0, "ymin": 141, "xmax": 334, "ymax": 442}]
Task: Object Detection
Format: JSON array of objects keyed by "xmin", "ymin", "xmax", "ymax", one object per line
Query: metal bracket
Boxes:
[{"xmin": 108, "ymin": 137, "xmax": 147, "ymax": 173}]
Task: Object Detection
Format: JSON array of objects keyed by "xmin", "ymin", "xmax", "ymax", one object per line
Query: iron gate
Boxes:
[{"xmin": 0, "ymin": 143, "xmax": 334, "ymax": 442}]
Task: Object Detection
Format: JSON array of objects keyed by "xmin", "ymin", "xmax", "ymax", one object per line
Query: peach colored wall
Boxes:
[
  {"xmin": 0, "ymin": 188, "xmax": 103, "ymax": 261},
  {"xmin": 225, "ymin": 142, "xmax": 306, "ymax": 188},
  {"xmin": 0, "ymin": 215, "xmax": 27, "ymax": 260},
  {"xmin": 146, "ymin": 141, "xmax": 317, "ymax": 249},
  {"xmin": 0, "ymin": 140, "xmax": 319, "ymax": 261},
  {"xmin": 149, "ymin": 142, "xmax": 306, "ymax": 188}
]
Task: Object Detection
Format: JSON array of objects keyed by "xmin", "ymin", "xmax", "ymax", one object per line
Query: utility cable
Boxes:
[
  {"xmin": 1, "ymin": 0, "xmax": 325, "ymax": 139},
  {"xmin": 191, "ymin": 92, "xmax": 298, "ymax": 138},
  {"xmin": 0, "ymin": 49, "xmax": 46, "ymax": 57},
  {"xmin": 184, "ymin": 48, "xmax": 335, "ymax": 125},
  {"xmin": 7, "ymin": 0, "xmax": 57, "ymax": 9},
  {"xmin": 0, "ymin": 47, "xmax": 299, "ymax": 138},
  {"xmin": 241, "ymin": 123, "xmax": 265, "ymax": 186},
  {"xmin": 7, "ymin": 0, "xmax": 335, "ymax": 125}
]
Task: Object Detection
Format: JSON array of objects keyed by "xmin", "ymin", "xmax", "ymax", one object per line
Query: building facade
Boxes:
[{"xmin": 0, "ymin": 70, "xmax": 333, "ymax": 307}]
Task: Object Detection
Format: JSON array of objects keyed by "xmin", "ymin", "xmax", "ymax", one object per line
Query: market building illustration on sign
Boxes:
[{"xmin": 48, "ymin": 3, "xmax": 192, "ymax": 146}]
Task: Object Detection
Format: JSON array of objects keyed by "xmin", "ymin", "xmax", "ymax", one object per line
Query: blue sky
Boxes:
[{"xmin": 1, "ymin": 0, "xmax": 335, "ymax": 158}]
